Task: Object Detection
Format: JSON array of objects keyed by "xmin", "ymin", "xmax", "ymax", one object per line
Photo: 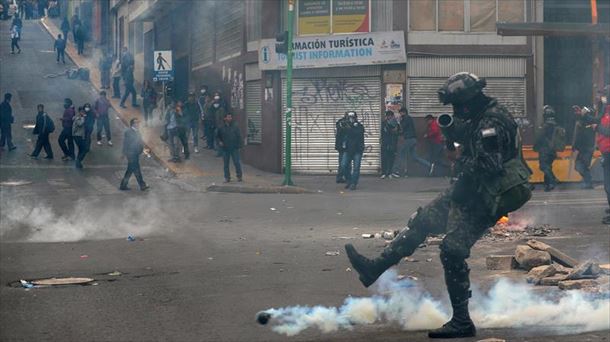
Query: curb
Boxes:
[{"xmin": 206, "ymin": 184, "xmax": 315, "ymax": 194}]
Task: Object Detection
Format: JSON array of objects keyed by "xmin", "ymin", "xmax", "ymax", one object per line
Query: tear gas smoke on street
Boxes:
[{"xmin": 258, "ymin": 270, "xmax": 610, "ymax": 337}]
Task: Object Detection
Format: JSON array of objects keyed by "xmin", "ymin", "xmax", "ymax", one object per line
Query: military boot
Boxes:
[
  {"xmin": 428, "ymin": 300, "xmax": 476, "ymax": 338},
  {"xmin": 344, "ymin": 244, "xmax": 400, "ymax": 287}
]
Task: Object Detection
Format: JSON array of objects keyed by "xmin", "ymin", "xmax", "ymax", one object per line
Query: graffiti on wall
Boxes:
[{"xmin": 289, "ymin": 78, "xmax": 380, "ymax": 171}]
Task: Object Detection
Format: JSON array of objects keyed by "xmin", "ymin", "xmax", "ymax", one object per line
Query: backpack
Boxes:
[
  {"xmin": 46, "ymin": 115, "xmax": 55, "ymax": 133},
  {"xmin": 551, "ymin": 125, "xmax": 566, "ymax": 152}
]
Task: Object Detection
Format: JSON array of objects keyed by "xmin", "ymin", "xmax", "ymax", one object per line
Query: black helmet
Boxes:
[
  {"xmin": 543, "ymin": 105, "xmax": 555, "ymax": 119},
  {"xmin": 438, "ymin": 72, "xmax": 487, "ymax": 105}
]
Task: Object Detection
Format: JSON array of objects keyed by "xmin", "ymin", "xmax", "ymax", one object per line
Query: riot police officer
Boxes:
[
  {"xmin": 534, "ymin": 106, "xmax": 561, "ymax": 192},
  {"xmin": 344, "ymin": 72, "xmax": 532, "ymax": 339}
]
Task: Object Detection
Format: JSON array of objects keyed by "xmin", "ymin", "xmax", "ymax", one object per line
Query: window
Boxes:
[
  {"xmin": 135, "ymin": 21, "xmax": 143, "ymax": 54},
  {"xmin": 297, "ymin": 0, "xmax": 370, "ymax": 35},
  {"xmin": 215, "ymin": 1, "xmax": 244, "ymax": 60},
  {"xmin": 409, "ymin": 0, "xmax": 525, "ymax": 32},
  {"xmin": 128, "ymin": 21, "xmax": 134, "ymax": 52},
  {"xmin": 246, "ymin": 0, "xmax": 262, "ymax": 42}
]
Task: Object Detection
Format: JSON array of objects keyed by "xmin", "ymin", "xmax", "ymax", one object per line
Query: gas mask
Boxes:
[
  {"xmin": 213, "ymin": 103, "xmax": 220, "ymax": 109},
  {"xmin": 214, "ymin": 96, "xmax": 220, "ymax": 101},
  {"xmin": 201, "ymin": 89, "xmax": 207, "ymax": 95}
]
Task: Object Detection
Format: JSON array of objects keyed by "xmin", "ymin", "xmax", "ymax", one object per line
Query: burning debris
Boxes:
[{"xmin": 484, "ymin": 215, "xmax": 559, "ymax": 241}]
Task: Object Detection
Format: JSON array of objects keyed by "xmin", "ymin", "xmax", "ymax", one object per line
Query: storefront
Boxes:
[{"xmin": 260, "ymin": 31, "xmax": 406, "ymax": 175}]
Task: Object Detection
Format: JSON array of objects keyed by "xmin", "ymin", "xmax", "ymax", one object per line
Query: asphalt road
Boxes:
[{"xmin": 1, "ymin": 19, "xmax": 609, "ymax": 342}]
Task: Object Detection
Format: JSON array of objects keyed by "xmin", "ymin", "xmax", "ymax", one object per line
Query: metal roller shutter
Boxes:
[
  {"xmin": 246, "ymin": 81, "xmax": 262, "ymax": 144},
  {"xmin": 408, "ymin": 77, "xmax": 526, "ymax": 117},
  {"xmin": 282, "ymin": 76, "xmax": 382, "ymax": 174}
]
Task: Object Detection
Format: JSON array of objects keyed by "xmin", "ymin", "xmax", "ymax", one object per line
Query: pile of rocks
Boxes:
[
  {"xmin": 487, "ymin": 239, "xmax": 610, "ymax": 292},
  {"xmin": 483, "ymin": 224, "xmax": 559, "ymax": 242}
]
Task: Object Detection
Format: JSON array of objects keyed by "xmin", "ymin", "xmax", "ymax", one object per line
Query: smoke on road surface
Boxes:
[
  {"xmin": 260, "ymin": 269, "xmax": 610, "ymax": 336},
  {"xmin": 0, "ymin": 195, "xmax": 169, "ymax": 242}
]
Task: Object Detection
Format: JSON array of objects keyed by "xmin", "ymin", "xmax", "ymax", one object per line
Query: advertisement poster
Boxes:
[
  {"xmin": 298, "ymin": 0, "xmax": 331, "ymax": 35},
  {"xmin": 332, "ymin": 0, "xmax": 369, "ymax": 33},
  {"xmin": 298, "ymin": 0, "xmax": 370, "ymax": 35}
]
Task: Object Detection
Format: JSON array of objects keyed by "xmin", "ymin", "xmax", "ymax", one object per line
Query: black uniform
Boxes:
[
  {"xmin": 345, "ymin": 72, "xmax": 532, "ymax": 339},
  {"xmin": 120, "ymin": 127, "xmax": 147, "ymax": 190},
  {"xmin": 0, "ymin": 99, "xmax": 15, "ymax": 150},
  {"xmin": 574, "ymin": 111, "xmax": 596, "ymax": 188},
  {"xmin": 380, "ymin": 117, "xmax": 399, "ymax": 177},
  {"xmin": 335, "ymin": 116, "xmax": 349, "ymax": 183},
  {"xmin": 534, "ymin": 117, "xmax": 559, "ymax": 191}
]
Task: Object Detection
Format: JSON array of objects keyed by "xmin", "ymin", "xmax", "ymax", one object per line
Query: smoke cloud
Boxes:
[
  {"xmin": 0, "ymin": 195, "xmax": 169, "ymax": 242},
  {"xmin": 260, "ymin": 270, "xmax": 610, "ymax": 337}
]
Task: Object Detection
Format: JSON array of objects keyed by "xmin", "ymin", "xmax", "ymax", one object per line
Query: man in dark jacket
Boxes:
[
  {"xmin": 340, "ymin": 112, "xmax": 365, "ymax": 190},
  {"xmin": 83, "ymin": 103, "xmax": 95, "ymax": 149},
  {"xmin": 198, "ymin": 85, "xmax": 213, "ymax": 149},
  {"xmin": 58, "ymin": 98, "xmax": 75, "ymax": 160},
  {"xmin": 53, "ymin": 33, "xmax": 65, "ymax": 64},
  {"xmin": 380, "ymin": 110, "xmax": 399, "ymax": 178},
  {"xmin": 217, "ymin": 113, "xmax": 243, "ymax": 182},
  {"xmin": 573, "ymin": 106, "xmax": 596, "ymax": 189},
  {"xmin": 206, "ymin": 92, "xmax": 227, "ymax": 156},
  {"xmin": 184, "ymin": 92, "xmax": 200, "ymax": 153},
  {"xmin": 120, "ymin": 65, "xmax": 139, "ymax": 108},
  {"xmin": 95, "ymin": 91, "xmax": 112, "ymax": 145},
  {"xmin": 335, "ymin": 112, "xmax": 349, "ymax": 183},
  {"xmin": 534, "ymin": 106, "xmax": 560, "ymax": 192},
  {"xmin": 60, "ymin": 16, "xmax": 69, "ymax": 42},
  {"xmin": 120, "ymin": 118, "xmax": 148, "ymax": 191},
  {"xmin": 394, "ymin": 107, "xmax": 431, "ymax": 177},
  {"xmin": 0, "ymin": 93, "xmax": 16, "ymax": 151},
  {"xmin": 30, "ymin": 104, "xmax": 54, "ymax": 159}
]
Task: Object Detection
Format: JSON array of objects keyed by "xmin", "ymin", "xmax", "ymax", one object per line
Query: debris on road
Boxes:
[
  {"xmin": 565, "ymin": 260, "xmax": 601, "ymax": 280},
  {"xmin": 486, "ymin": 255, "xmax": 518, "ymax": 270},
  {"xmin": 361, "ymin": 233, "xmax": 374, "ymax": 239},
  {"xmin": 127, "ymin": 235, "xmax": 136, "ymax": 242},
  {"xmin": 382, "ymin": 230, "xmax": 397, "ymax": 240},
  {"xmin": 20, "ymin": 280, "xmax": 34, "ymax": 289},
  {"xmin": 526, "ymin": 239, "xmax": 579, "ymax": 267},
  {"xmin": 526, "ymin": 265, "xmax": 557, "ymax": 284},
  {"xmin": 404, "ymin": 257, "xmax": 418, "ymax": 262},
  {"xmin": 484, "ymin": 221, "xmax": 559, "ymax": 241},
  {"xmin": 325, "ymin": 251, "xmax": 340, "ymax": 256},
  {"xmin": 0, "ymin": 180, "xmax": 32, "ymax": 186},
  {"xmin": 601, "ymin": 264, "xmax": 610, "ymax": 275},
  {"xmin": 269, "ymin": 208, "xmax": 277, "ymax": 211},
  {"xmin": 558, "ymin": 279, "xmax": 599, "ymax": 290},
  {"xmin": 107, "ymin": 271, "xmax": 122, "ymax": 276},
  {"xmin": 514, "ymin": 245, "xmax": 551, "ymax": 271},
  {"xmin": 32, "ymin": 277, "xmax": 94, "ymax": 286},
  {"xmin": 345, "ymin": 267, "xmax": 352, "ymax": 272},
  {"xmin": 80, "ymin": 255, "xmax": 89, "ymax": 259},
  {"xmin": 477, "ymin": 338, "xmax": 506, "ymax": 342},
  {"xmin": 426, "ymin": 236, "xmax": 443, "ymax": 246}
]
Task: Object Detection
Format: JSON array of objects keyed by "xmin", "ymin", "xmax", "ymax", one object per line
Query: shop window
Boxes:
[
  {"xmin": 498, "ymin": 0, "xmax": 525, "ymax": 23},
  {"xmin": 246, "ymin": 0, "xmax": 262, "ymax": 42},
  {"xmin": 438, "ymin": 0, "xmax": 464, "ymax": 31},
  {"xmin": 470, "ymin": 0, "xmax": 496, "ymax": 32},
  {"xmin": 409, "ymin": 0, "xmax": 436, "ymax": 31}
]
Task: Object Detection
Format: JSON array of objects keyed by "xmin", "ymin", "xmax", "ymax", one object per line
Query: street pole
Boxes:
[{"xmin": 282, "ymin": 0, "xmax": 295, "ymax": 186}]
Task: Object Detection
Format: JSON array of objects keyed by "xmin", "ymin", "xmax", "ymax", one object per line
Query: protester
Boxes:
[
  {"xmin": 380, "ymin": 111, "xmax": 399, "ymax": 179},
  {"xmin": 70, "ymin": 13, "xmax": 80, "ymax": 42},
  {"xmin": 94, "ymin": 91, "xmax": 112, "ymax": 146},
  {"xmin": 72, "ymin": 106, "xmax": 88, "ymax": 169},
  {"xmin": 340, "ymin": 111, "xmax": 365, "ymax": 190},
  {"xmin": 573, "ymin": 106, "xmax": 596, "ymax": 189},
  {"xmin": 120, "ymin": 65, "xmax": 139, "ymax": 108},
  {"xmin": 216, "ymin": 113, "xmax": 243, "ymax": 182},
  {"xmin": 53, "ymin": 33, "xmax": 65, "ymax": 64},
  {"xmin": 75, "ymin": 24, "xmax": 84, "ymax": 55},
  {"xmin": 11, "ymin": 14, "xmax": 21, "ymax": 36},
  {"xmin": 141, "ymin": 80, "xmax": 157, "ymax": 126},
  {"xmin": 111, "ymin": 58, "xmax": 121, "ymax": 99},
  {"xmin": 206, "ymin": 91, "xmax": 227, "ymax": 156},
  {"xmin": 0, "ymin": 93, "xmax": 16, "ymax": 151},
  {"xmin": 165, "ymin": 101, "xmax": 189, "ymax": 162},
  {"xmin": 184, "ymin": 92, "xmax": 200, "ymax": 153},
  {"xmin": 534, "ymin": 105, "xmax": 563, "ymax": 192},
  {"xmin": 60, "ymin": 16, "xmax": 69, "ymax": 42},
  {"xmin": 334, "ymin": 112, "xmax": 349, "ymax": 183},
  {"xmin": 198, "ymin": 85, "xmax": 213, "ymax": 149},
  {"xmin": 424, "ymin": 114, "xmax": 444, "ymax": 176},
  {"xmin": 99, "ymin": 51, "xmax": 112, "ymax": 89},
  {"xmin": 82, "ymin": 103, "xmax": 95, "ymax": 149},
  {"xmin": 120, "ymin": 118, "xmax": 149, "ymax": 191},
  {"xmin": 394, "ymin": 107, "xmax": 431, "ymax": 177},
  {"xmin": 120, "ymin": 47, "xmax": 134, "ymax": 76},
  {"xmin": 30, "ymin": 104, "xmax": 54, "ymax": 159},
  {"xmin": 594, "ymin": 89, "xmax": 610, "ymax": 224},
  {"xmin": 58, "ymin": 98, "xmax": 75, "ymax": 160},
  {"xmin": 10, "ymin": 23, "xmax": 20, "ymax": 54}
]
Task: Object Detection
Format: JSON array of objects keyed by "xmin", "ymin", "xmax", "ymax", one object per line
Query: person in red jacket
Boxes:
[
  {"xmin": 594, "ymin": 93, "xmax": 610, "ymax": 224},
  {"xmin": 424, "ymin": 114, "xmax": 443, "ymax": 176}
]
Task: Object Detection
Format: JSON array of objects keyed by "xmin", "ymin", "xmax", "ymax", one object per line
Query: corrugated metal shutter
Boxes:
[
  {"xmin": 408, "ymin": 77, "xmax": 526, "ymax": 117},
  {"xmin": 246, "ymin": 80, "xmax": 262, "ymax": 144},
  {"xmin": 407, "ymin": 56, "xmax": 526, "ymax": 78},
  {"xmin": 282, "ymin": 76, "xmax": 382, "ymax": 174},
  {"xmin": 215, "ymin": 1, "xmax": 243, "ymax": 60},
  {"xmin": 191, "ymin": 2, "xmax": 214, "ymax": 68}
]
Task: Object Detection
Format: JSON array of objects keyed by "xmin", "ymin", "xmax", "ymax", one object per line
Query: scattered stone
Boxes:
[
  {"xmin": 552, "ymin": 263, "xmax": 572, "ymax": 274},
  {"xmin": 477, "ymin": 339, "xmax": 506, "ymax": 342},
  {"xmin": 514, "ymin": 245, "xmax": 551, "ymax": 271},
  {"xmin": 486, "ymin": 255, "xmax": 518, "ymax": 270},
  {"xmin": 325, "ymin": 251, "xmax": 340, "ymax": 256},
  {"xmin": 382, "ymin": 231, "xmax": 396, "ymax": 240},
  {"xmin": 565, "ymin": 260, "xmax": 600, "ymax": 280},
  {"xmin": 426, "ymin": 258, "xmax": 433, "ymax": 262},
  {"xmin": 361, "ymin": 233, "xmax": 374, "ymax": 239},
  {"xmin": 600, "ymin": 264, "xmax": 610, "ymax": 275},
  {"xmin": 526, "ymin": 239, "xmax": 578, "ymax": 268},
  {"xmin": 404, "ymin": 257, "xmax": 418, "ymax": 262},
  {"xmin": 526, "ymin": 264, "xmax": 557, "ymax": 284},
  {"xmin": 558, "ymin": 279, "xmax": 599, "ymax": 290},
  {"xmin": 426, "ymin": 237, "xmax": 443, "ymax": 246},
  {"xmin": 539, "ymin": 274, "xmax": 567, "ymax": 286}
]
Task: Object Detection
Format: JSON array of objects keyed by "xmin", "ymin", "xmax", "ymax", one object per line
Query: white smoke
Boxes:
[
  {"xmin": 0, "ymin": 195, "xmax": 168, "ymax": 242},
  {"xmin": 261, "ymin": 270, "xmax": 610, "ymax": 336}
]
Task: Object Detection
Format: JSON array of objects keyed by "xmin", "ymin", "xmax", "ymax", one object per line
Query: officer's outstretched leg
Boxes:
[{"xmin": 345, "ymin": 190, "xmax": 450, "ymax": 287}]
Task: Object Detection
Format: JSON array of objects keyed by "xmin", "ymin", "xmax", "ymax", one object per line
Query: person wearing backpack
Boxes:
[
  {"xmin": 534, "ymin": 105, "xmax": 564, "ymax": 192},
  {"xmin": 30, "ymin": 104, "xmax": 54, "ymax": 159}
]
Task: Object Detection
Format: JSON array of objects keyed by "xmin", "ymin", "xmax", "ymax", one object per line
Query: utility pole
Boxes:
[{"xmin": 282, "ymin": 0, "xmax": 295, "ymax": 186}]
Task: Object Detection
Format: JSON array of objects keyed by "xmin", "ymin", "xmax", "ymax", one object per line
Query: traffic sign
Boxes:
[{"xmin": 153, "ymin": 50, "xmax": 174, "ymax": 82}]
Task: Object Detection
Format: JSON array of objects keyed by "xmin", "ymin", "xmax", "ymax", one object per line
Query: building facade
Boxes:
[{"xmin": 106, "ymin": 0, "xmax": 609, "ymax": 175}]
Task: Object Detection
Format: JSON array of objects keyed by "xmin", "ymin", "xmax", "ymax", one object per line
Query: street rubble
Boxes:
[{"xmin": 486, "ymin": 239, "xmax": 610, "ymax": 295}]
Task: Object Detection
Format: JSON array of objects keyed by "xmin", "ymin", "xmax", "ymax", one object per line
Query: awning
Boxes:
[{"xmin": 497, "ymin": 22, "xmax": 610, "ymax": 37}]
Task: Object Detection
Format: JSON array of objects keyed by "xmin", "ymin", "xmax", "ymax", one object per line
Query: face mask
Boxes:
[
  {"xmin": 213, "ymin": 103, "xmax": 220, "ymax": 108},
  {"xmin": 214, "ymin": 96, "xmax": 220, "ymax": 101},
  {"xmin": 201, "ymin": 89, "xmax": 207, "ymax": 95},
  {"xmin": 85, "ymin": 107, "xmax": 90, "ymax": 112}
]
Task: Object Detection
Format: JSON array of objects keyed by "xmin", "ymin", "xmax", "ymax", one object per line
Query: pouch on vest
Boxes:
[{"xmin": 479, "ymin": 158, "xmax": 532, "ymax": 217}]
